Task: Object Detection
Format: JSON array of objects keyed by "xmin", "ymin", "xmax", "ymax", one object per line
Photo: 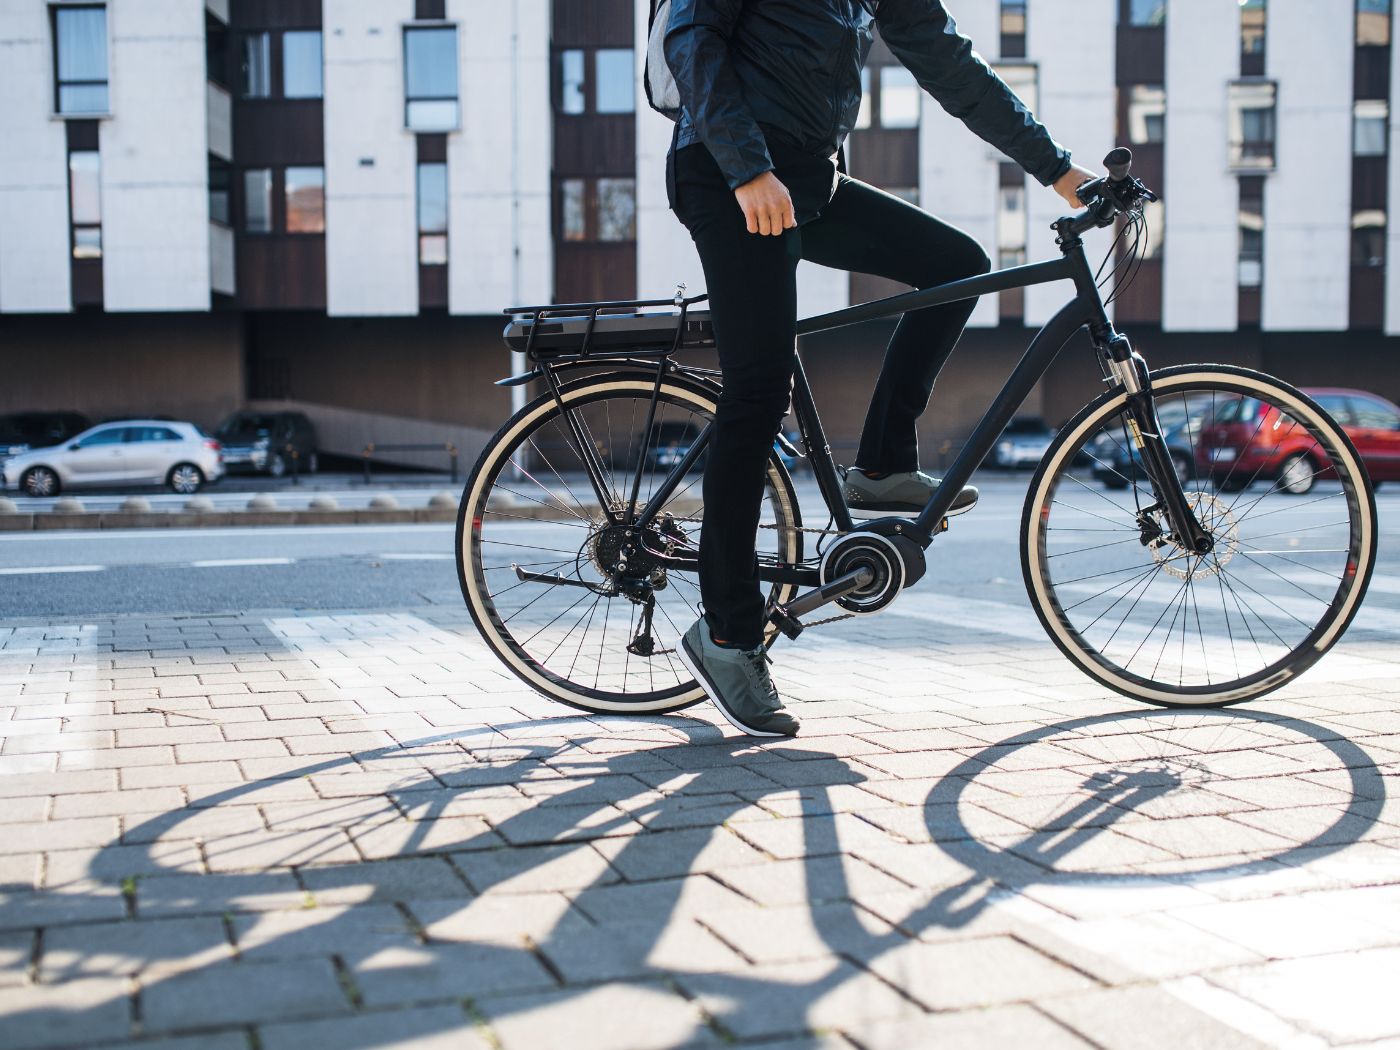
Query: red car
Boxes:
[{"xmin": 1196, "ymin": 387, "xmax": 1400, "ymax": 494}]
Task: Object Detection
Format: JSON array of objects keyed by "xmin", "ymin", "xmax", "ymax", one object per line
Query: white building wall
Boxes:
[
  {"xmin": 450, "ymin": 0, "xmax": 551, "ymax": 313},
  {"xmin": 634, "ymin": 1, "xmax": 704, "ymax": 301},
  {"xmin": 1162, "ymin": 0, "xmax": 1238, "ymax": 332},
  {"xmin": 1023, "ymin": 0, "xmax": 1116, "ymax": 327},
  {"xmin": 1262, "ymin": 0, "xmax": 1353, "ymax": 331},
  {"xmin": 918, "ymin": 1, "xmax": 999, "ymax": 328},
  {"xmin": 100, "ymin": 0, "xmax": 210, "ymax": 312},
  {"xmin": 0, "ymin": 3, "xmax": 71, "ymax": 313},
  {"xmin": 323, "ymin": 0, "xmax": 418, "ymax": 316},
  {"xmin": 1388, "ymin": 28, "xmax": 1400, "ymax": 334}
]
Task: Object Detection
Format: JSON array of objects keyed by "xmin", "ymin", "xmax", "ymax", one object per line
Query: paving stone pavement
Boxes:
[{"xmin": 0, "ymin": 603, "xmax": 1398, "ymax": 1050}]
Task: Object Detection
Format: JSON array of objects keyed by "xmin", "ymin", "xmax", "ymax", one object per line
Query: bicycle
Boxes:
[{"xmin": 456, "ymin": 148, "xmax": 1377, "ymax": 713}]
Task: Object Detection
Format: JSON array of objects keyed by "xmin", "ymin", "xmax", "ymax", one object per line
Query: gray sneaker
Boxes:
[
  {"xmin": 843, "ymin": 468, "xmax": 979, "ymax": 519},
  {"xmin": 677, "ymin": 620, "xmax": 799, "ymax": 738}
]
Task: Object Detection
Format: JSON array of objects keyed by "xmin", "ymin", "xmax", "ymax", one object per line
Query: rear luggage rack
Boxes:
[{"xmin": 503, "ymin": 289, "xmax": 712, "ymax": 362}]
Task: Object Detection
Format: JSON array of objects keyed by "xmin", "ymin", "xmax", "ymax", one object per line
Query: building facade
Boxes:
[{"xmin": 2, "ymin": 0, "xmax": 1398, "ymax": 461}]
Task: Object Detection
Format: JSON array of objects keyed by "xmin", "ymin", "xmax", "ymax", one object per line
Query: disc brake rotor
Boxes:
[{"xmin": 1148, "ymin": 491, "xmax": 1239, "ymax": 580}]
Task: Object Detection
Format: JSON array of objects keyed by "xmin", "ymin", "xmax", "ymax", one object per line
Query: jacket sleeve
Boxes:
[
  {"xmin": 875, "ymin": 0, "xmax": 1072, "ymax": 186},
  {"xmin": 664, "ymin": 0, "xmax": 774, "ymax": 190}
]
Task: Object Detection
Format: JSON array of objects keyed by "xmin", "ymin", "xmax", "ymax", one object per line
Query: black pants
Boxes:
[{"xmin": 670, "ymin": 143, "xmax": 991, "ymax": 649}]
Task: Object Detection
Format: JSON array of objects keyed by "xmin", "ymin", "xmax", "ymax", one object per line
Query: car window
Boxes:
[
  {"xmin": 80, "ymin": 427, "xmax": 129, "ymax": 446},
  {"xmin": 1311, "ymin": 394, "xmax": 1354, "ymax": 426},
  {"xmin": 1348, "ymin": 396, "xmax": 1399, "ymax": 429},
  {"xmin": 132, "ymin": 427, "xmax": 182, "ymax": 442}
]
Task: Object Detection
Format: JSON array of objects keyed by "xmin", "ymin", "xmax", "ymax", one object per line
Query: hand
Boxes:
[
  {"xmin": 1053, "ymin": 163, "xmax": 1100, "ymax": 209},
  {"xmin": 734, "ymin": 171, "xmax": 797, "ymax": 236}
]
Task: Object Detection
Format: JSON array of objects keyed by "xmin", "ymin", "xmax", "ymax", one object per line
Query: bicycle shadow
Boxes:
[{"xmin": 2, "ymin": 707, "xmax": 1388, "ymax": 1048}]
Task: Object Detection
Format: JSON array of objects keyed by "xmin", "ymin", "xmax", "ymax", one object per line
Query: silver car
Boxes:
[{"xmin": 0, "ymin": 420, "xmax": 224, "ymax": 497}]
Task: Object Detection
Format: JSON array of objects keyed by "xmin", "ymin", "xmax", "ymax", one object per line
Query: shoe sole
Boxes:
[
  {"xmin": 847, "ymin": 499, "xmax": 978, "ymax": 520},
  {"xmin": 677, "ymin": 636, "xmax": 792, "ymax": 739}
]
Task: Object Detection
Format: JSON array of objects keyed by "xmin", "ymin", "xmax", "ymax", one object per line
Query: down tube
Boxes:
[{"xmin": 912, "ymin": 300, "xmax": 1092, "ymax": 537}]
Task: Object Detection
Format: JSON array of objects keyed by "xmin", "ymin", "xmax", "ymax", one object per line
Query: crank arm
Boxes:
[
  {"xmin": 512, "ymin": 565, "xmax": 613, "ymax": 595},
  {"xmin": 767, "ymin": 566, "xmax": 875, "ymax": 640}
]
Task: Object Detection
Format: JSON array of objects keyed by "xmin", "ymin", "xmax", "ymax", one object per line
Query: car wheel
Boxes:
[
  {"xmin": 1102, "ymin": 476, "xmax": 1129, "ymax": 490},
  {"xmin": 21, "ymin": 467, "xmax": 60, "ymax": 498},
  {"xmin": 268, "ymin": 452, "xmax": 287, "ymax": 478},
  {"xmin": 168, "ymin": 463, "xmax": 205, "ymax": 495},
  {"xmin": 1279, "ymin": 452, "xmax": 1316, "ymax": 496},
  {"xmin": 1214, "ymin": 475, "xmax": 1249, "ymax": 493}
]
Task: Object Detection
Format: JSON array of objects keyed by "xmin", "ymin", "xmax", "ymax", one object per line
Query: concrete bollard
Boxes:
[
  {"xmin": 52, "ymin": 497, "xmax": 85, "ymax": 514},
  {"xmin": 246, "ymin": 495, "xmax": 278, "ymax": 511},
  {"xmin": 185, "ymin": 496, "xmax": 216, "ymax": 513},
  {"xmin": 0, "ymin": 497, "xmax": 18, "ymax": 514},
  {"xmin": 308, "ymin": 496, "xmax": 339, "ymax": 511},
  {"xmin": 369, "ymin": 495, "xmax": 399, "ymax": 510},
  {"xmin": 119, "ymin": 496, "xmax": 152, "ymax": 513},
  {"xmin": 429, "ymin": 491, "xmax": 457, "ymax": 510}
]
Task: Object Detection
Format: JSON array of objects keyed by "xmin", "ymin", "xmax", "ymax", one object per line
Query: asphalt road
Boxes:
[{"xmin": 4, "ymin": 475, "xmax": 1400, "ymax": 634}]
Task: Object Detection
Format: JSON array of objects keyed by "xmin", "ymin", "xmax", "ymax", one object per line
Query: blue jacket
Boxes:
[{"xmin": 664, "ymin": 0, "xmax": 1072, "ymax": 191}]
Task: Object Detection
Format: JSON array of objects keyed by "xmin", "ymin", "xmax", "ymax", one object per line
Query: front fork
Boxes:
[{"xmin": 1097, "ymin": 329, "xmax": 1215, "ymax": 555}]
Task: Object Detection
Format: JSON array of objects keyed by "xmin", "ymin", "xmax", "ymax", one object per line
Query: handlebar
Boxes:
[{"xmin": 1063, "ymin": 147, "xmax": 1158, "ymax": 237}]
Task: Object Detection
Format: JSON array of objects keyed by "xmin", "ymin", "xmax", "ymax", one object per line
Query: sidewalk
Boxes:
[{"xmin": 1, "ymin": 601, "xmax": 1397, "ymax": 1049}]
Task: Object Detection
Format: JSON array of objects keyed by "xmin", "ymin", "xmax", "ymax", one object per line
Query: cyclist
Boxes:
[{"xmin": 665, "ymin": 0, "xmax": 1095, "ymax": 736}]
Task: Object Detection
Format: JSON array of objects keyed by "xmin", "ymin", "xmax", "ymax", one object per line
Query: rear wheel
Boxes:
[
  {"xmin": 167, "ymin": 463, "xmax": 205, "ymax": 494},
  {"xmin": 21, "ymin": 467, "xmax": 60, "ymax": 498},
  {"xmin": 1023, "ymin": 366, "xmax": 1376, "ymax": 708},
  {"xmin": 457, "ymin": 374, "xmax": 802, "ymax": 714}
]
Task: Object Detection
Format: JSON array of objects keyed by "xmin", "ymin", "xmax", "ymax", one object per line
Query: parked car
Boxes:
[
  {"xmin": 1, "ymin": 420, "xmax": 223, "ymax": 497},
  {"xmin": 1197, "ymin": 387, "xmax": 1400, "ymax": 494},
  {"xmin": 640, "ymin": 422, "xmax": 802, "ymax": 473},
  {"xmin": 1090, "ymin": 394, "xmax": 1216, "ymax": 489},
  {"xmin": 214, "ymin": 410, "xmax": 318, "ymax": 476},
  {"xmin": 0, "ymin": 412, "xmax": 90, "ymax": 469},
  {"xmin": 991, "ymin": 417, "xmax": 1054, "ymax": 469}
]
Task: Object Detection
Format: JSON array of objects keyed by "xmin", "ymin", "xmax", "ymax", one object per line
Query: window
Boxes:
[
  {"xmin": 53, "ymin": 5, "xmax": 108, "ymax": 115},
  {"xmin": 244, "ymin": 168, "xmax": 272, "ymax": 232},
  {"xmin": 1241, "ymin": 0, "xmax": 1266, "ymax": 63},
  {"xmin": 241, "ymin": 31, "xmax": 271, "ymax": 98},
  {"xmin": 132, "ymin": 427, "xmax": 180, "ymax": 443},
  {"xmin": 560, "ymin": 179, "xmax": 586, "ymax": 241},
  {"xmin": 1127, "ymin": 0, "xmax": 1166, "ymax": 26},
  {"xmin": 594, "ymin": 49, "xmax": 634, "ymax": 114},
  {"xmin": 1352, "ymin": 209, "xmax": 1386, "ymax": 267},
  {"xmin": 1358, "ymin": 0, "xmax": 1391, "ymax": 45},
  {"xmin": 879, "ymin": 67, "xmax": 919, "ymax": 129},
  {"xmin": 282, "ymin": 31, "xmax": 322, "ymax": 99},
  {"xmin": 1355, "ymin": 100, "xmax": 1388, "ymax": 157},
  {"xmin": 81, "ymin": 427, "xmax": 128, "ymax": 447},
  {"xmin": 1350, "ymin": 395, "xmax": 1400, "ymax": 429},
  {"xmin": 209, "ymin": 157, "xmax": 231, "ymax": 225},
  {"xmin": 284, "ymin": 166, "xmax": 324, "ymax": 233},
  {"xmin": 1238, "ymin": 177, "xmax": 1264, "ymax": 288},
  {"xmin": 597, "ymin": 178, "xmax": 636, "ymax": 241},
  {"xmin": 404, "ymin": 26, "xmax": 459, "ymax": 131},
  {"xmin": 1000, "ymin": 0, "xmax": 1027, "ymax": 58},
  {"xmin": 998, "ymin": 176, "xmax": 1027, "ymax": 269},
  {"xmin": 69, "ymin": 151, "xmax": 101, "ymax": 259},
  {"xmin": 1126, "ymin": 85, "xmax": 1166, "ymax": 145},
  {"xmin": 557, "ymin": 178, "xmax": 635, "ymax": 242},
  {"xmin": 417, "ymin": 162, "xmax": 448, "ymax": 265},
  {"xmin": 559, "ymin": 50, "xmax": 586, "ymax": 114},
  {"xmin": 1228, "ymin": 81, "xmax": 1276, "ymax": 171}
]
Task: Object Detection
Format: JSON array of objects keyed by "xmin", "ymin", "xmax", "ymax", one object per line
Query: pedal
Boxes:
[{"xmin": 767, "ymin": 603, "xmax": 804, "ymax": 641}]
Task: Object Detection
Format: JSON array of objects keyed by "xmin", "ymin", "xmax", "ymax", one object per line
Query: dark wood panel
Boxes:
[
  {"xmin": 234, "ymin": 102, "xmax": 325, "ymax": 166},
  {"xmin": 71, "ymin": 259, "xmax": 102, "ymax": 308},
  {"xmin": 233, "ymin": 0, "xmax": 320, "ymax": 29},
  {"xmin": 848, "ymin": 128, "xmax": 918, "ymax": 189},
  {"xmin": 66, "ymin": 120, "xmax": 99, "ymax": 151},
  {"xmin": 237, "ymin": 236, "xmax": 326, "ymax": 310},
  {"xmin": 1112, "ymin": 258, "xmax": 1162, "ymax": 325},
  {"xmin": 555, "ymin": 242, "xmax": 636, "ymax": 303},
  {"xmin": 1115, "ymin": 27, "xmax": 1165, "ymax": 85},
  {"xmin": 999, "ymin": 287, "xmax": 1024, "ymax": 322},
  {"xmin": 1355, "ymin": 45, "xmax": 1391, "ymax": 101},
  {"xmin": 419, "ymin": 265, "xmax": 448, "ymax": 310},
  {"xmin": 1351, "ymin": 266, "xmax": 1386, "ymax": 330},
  {"xmin": 1353, "ymin": 155, "xmax": 1388, "ymax": 211},
  {"xmin": 553, "ymin": 115, "xmax": 634, "ymax": 176},
  {"xmin": 553, "ymin": 0, "xmax": 633, "ymax": 47},
  {"xmin": 417, "ymin": 133, "xmax": 447, "ymax": 164},
  {"xmin": 1238, "ymin": 286, "xmax": 1261, "ymax": 327},
  {"xmin": 415, "ymin": 0, "xmax": 446, "ymax": 20},
  {"xmin": 850, "ymin": 272, "xmax": 911, "ymax": 305}
]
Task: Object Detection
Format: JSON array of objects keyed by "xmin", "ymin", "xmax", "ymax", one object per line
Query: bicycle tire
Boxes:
[
  {"xmin": 1021, "ymin": 364, "xmax": 1377, "ymax": 708},
  {"xmin": 457, "ymin": 372, "xmax": 803, "ymax": 714}
]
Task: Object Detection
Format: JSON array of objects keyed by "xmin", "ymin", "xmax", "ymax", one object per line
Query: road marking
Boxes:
[
  {"xmin": 191, "ymin": 558, "xmax": 295, "ymax": 568},
  {"xmin": 0, "ymin": 564, "xmax": 105, "ymax": 576},
  {"xmin": 378, "ymin": 552, "xmax": 454, "ymax": 561},
  {"xmin": 0, "ymin": 524, "xmax": 456, "ymax": 542}
]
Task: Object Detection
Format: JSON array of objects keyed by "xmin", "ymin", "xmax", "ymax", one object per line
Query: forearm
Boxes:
[{"xmin": 664, "ymin": 9, "xmax": 773, "ymax": 190}]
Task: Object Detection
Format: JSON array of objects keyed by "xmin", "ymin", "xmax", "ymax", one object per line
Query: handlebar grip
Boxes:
[{"xmin": 1104, "ymin": 147, "xmax": 1133, "ymax": 183}]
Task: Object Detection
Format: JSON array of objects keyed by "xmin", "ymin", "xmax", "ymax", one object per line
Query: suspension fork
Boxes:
[{"xmin": 1100, "ymin": 331, "xmax": 1214, "ymax": 554}]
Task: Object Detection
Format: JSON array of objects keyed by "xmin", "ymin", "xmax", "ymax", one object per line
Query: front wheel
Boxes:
[
  {"xmin": 457, "ymin": 373, "xmax": 803, "ymax": 715},
  {"xmin": 1022, "ymin": 365, "xmax": 1376, "ymax": 708},
  {"xmin": 21, "ymin": 467, "xmax": 60, "ymax": 498},
  {"xmin": 167, "ymin": 463, "xmax": 205, "ymax": 494}
]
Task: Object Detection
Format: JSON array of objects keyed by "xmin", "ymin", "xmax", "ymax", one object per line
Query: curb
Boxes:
[{"xmin": 0, "ymin": 507, "xmax": 460, "ymax": 532}]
